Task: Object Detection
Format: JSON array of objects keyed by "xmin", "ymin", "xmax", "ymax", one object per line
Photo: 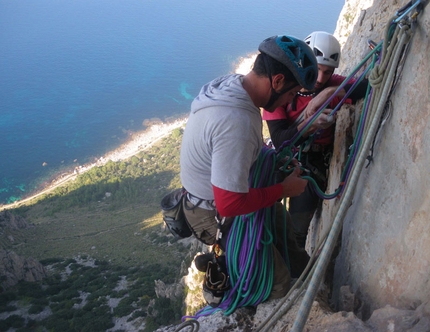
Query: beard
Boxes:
[{"xmin": 313, "ymin": 82, "xmax": 324, "ymax": 91}]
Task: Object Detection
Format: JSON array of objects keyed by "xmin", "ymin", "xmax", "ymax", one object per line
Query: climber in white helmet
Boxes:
[{"xmin": 262, "ymin": 31, "xmax": 369, "ymax": 252}]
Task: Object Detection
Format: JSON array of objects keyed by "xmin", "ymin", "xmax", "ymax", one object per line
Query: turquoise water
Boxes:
[{"xmin": 0, "ymin": 0, "xmax": 344, "ymax": 204}]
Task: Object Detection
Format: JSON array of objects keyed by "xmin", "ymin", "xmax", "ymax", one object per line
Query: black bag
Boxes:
[{"xmin": 160, "ymin": 188, "xmax": 192, "ymax": 238}]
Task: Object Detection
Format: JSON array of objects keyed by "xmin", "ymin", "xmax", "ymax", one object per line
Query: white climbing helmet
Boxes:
[{"xmin": 304, "ymin": 31, "xmax": 341, "ymax": 68}]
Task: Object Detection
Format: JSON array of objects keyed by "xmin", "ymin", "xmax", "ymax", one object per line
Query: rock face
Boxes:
[
  {"xmin": 320, "ymin": 0, "xmax": 430, "ymax": 318},
  {"xmin": 0, "ymin": 211, "xmax": 46, "ymax": 289},
  {"xmin": 0, "ymin": 250, "xmax": 47, "ymax": 289}
]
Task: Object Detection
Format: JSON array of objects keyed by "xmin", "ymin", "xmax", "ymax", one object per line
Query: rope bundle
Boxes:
[{"xmin": 185, "ymin": 146, "xmax": 288, "ymax": 319}]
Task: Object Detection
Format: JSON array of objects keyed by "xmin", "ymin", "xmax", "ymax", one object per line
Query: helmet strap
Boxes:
[
  {"xmin": 261, "ymin": 53, "xmax": 298, "ymax": 110},
  {"xmin": 263, "ymin": 83, "xmax": 297, "ymax": 110},
  {"xmin": 263, "ymin": 88, "xmax": 282, "ymax": 110}
]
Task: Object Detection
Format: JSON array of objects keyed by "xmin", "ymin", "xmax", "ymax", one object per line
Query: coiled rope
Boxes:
[{"xmin": 174, "ymin": 319, "xmax": 199, "ymax": 332}]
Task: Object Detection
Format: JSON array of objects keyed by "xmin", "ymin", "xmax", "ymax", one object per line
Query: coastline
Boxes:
[
  {"xmin": 1, "ymin": 54, "xmax": 254, "ymax": 211},
  {"xmin": 0, "ymin": 115, "xmax": 188, "ymax": 211},
  {"xmin": 101, "ymin": 116, "xmax": 187, "ymax": 164}
]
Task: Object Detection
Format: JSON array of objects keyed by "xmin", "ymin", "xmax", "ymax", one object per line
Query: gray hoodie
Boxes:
[{"xmin": 180, "ymin": 74, "xmax": 262, "ymax": 201}]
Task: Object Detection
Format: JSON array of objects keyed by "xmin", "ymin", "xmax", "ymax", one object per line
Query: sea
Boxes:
[{"xmin": 0, "ymin": 0, "xmax": 345, "ymax": 205}]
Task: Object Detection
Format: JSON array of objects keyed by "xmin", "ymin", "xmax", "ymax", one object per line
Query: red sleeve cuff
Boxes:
[{"xmin": 212, "ymin": 184, "xmax": 283, "ymax": 217}]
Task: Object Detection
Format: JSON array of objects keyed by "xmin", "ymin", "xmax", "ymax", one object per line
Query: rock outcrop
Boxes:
[
  {"xmin": 154, "ymin": 278, "xmax": 186, "ymax": 300},
  {"xmin": 0, "ymin": 211, "xmax": 45, "ymax": 289},
  {"xmin": 0, "ymin": 210, "xmax": 30, "ymax": 230},
  {"xmin": 0, "ymin": 249, "xmax": 47, "ymax": 289}
]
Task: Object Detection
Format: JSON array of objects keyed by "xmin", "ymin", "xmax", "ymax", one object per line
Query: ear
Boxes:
[{"xmin": 272, "ymin": 74, "xmax": 285, "ymax": 90}]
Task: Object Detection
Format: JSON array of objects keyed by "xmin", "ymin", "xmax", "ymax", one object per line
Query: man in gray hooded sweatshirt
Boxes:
[{"xmin": 180, "ymin": 35, "xmax": 318, "ymax": 301}]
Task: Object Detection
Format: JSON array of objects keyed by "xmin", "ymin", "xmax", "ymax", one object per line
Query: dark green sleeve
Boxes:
[{"xmin": 344, "ymin": 78, "xmax": 369, "ymax": 102}]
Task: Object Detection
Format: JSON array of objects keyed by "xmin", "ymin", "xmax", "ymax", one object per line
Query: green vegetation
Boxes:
[
  {"xmin": 0, "ymin": 126, "xmax": 191, "ymax": 331},
  {"xmin": 0, "ymin": 259, "xmax": 179, "ymax": 331}
]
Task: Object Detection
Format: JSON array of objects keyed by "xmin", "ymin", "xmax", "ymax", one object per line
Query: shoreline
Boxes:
[{"xmin": 0, "ymin": 115, "xmax": 188, "ymax": 211}]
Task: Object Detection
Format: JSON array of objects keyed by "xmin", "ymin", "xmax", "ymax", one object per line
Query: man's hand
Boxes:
[
  {"xmin": 280, "ymin": 166, "xmax": 308, "ymax": 197},
  {"xmin": 298, "ymin": 108, "xmax": 335, "ymax": 136},
  {"xmin": 311, "ymin": 108, "xmax": 336, "ymax": 130},
  {"xmin": 303, "ymin": 86, "xmax": 345, "ymax": 118}
]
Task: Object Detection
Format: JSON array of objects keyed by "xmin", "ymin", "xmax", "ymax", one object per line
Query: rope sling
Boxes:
[{"xmin": 178, "ymin": 2, "xmax": 425, "ymax": 330}]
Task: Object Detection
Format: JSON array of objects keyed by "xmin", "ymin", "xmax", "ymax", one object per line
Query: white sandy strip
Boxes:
[{"xmin": 98, "ymin": 117, "xmax": 187, "ymax": 164}]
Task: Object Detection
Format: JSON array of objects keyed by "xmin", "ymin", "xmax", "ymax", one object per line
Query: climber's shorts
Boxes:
[{"xmin": 183, "ymin": 196, "xmax": 233, "ymax": 247}]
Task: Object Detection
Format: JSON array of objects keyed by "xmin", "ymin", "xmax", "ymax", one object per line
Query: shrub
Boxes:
[
  {"xmin": 129, "ymin": 309, "xmax": 146, "ymax": 320},
  {"xmin": 28, "ymin": 304, "xmax": 45, "ymax": 314},
  {"xmin": 140, "ymin": 295, "xmax": 151, "ymax": 307},
  {"xmin": 113, "ymin": 297, "xmax": 135, "ymax": 317},
  {"xmin": 0, "ymin": 320, "xmax": 8, "ymax": 331},
  {"xmin": 144, "ymin": 316, "xmax": 159, "ymax": 332},
  {"xmin": 43, "ymin": 316, "xmax": 71, "ymax": 331},
  {"xmin": 0, "ymin": 304, "xmax": 17, "ymax": 312},
  {"xmin": 30, "ymin": 297, "xmax": 49, "ymax": 306},
  {"xmin": 3, "ymin": 315, "xmax": 25, "ymax": 329},
  {"xmin": 40, "ymin": 257, "xmax": 63, "ymax": 265},
  {"xmin": 171, "ymin": 128, "xmax": 183, "ymax": 139},
  {"xmin": 153, "ymin": 297, "xmax": 176, "ymax": 325}
]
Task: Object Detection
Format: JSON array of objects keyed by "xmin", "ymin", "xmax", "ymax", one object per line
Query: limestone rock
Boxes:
[
  {"xmin": 0, "ymin": 249, "xmax": 47, "ymax": 289},
  {"xmin": 0, "ymin": 210, "xmax": 30, "ymax": 230},
  {"xmin": 154, "ymin": 278, "xmax": 185, "ymax": 300}
]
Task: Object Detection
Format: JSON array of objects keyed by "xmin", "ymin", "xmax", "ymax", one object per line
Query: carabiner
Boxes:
[{"xmin": 394, "ymin": 0, "xmax": 422, "ymax": 23}]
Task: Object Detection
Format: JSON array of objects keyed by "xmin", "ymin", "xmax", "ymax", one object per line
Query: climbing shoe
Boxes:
[
  {"xmin": 194, "ymin": 253, "xmax": 214, "ymax": 273},
  {"xmin": 195, "ymin": 252, "xmax": 227, "ymax": 273},
  {"xmin": 202, "ymin": 261, "xmax": 230, "ymax": 307}
]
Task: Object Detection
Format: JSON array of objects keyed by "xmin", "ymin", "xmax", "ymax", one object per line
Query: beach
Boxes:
[
  {"xmin": 95, "ymin": 116, "xmax": 187, "ymax": 165},
  {"xmin": 0, "ymin": 116, "xmax": 188, "ymax": 210}
]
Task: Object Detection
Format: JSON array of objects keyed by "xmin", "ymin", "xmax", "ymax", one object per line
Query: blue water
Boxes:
[{"xmin": 0, "ymin": 0, "xmax": 344, "ymax": 204}]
